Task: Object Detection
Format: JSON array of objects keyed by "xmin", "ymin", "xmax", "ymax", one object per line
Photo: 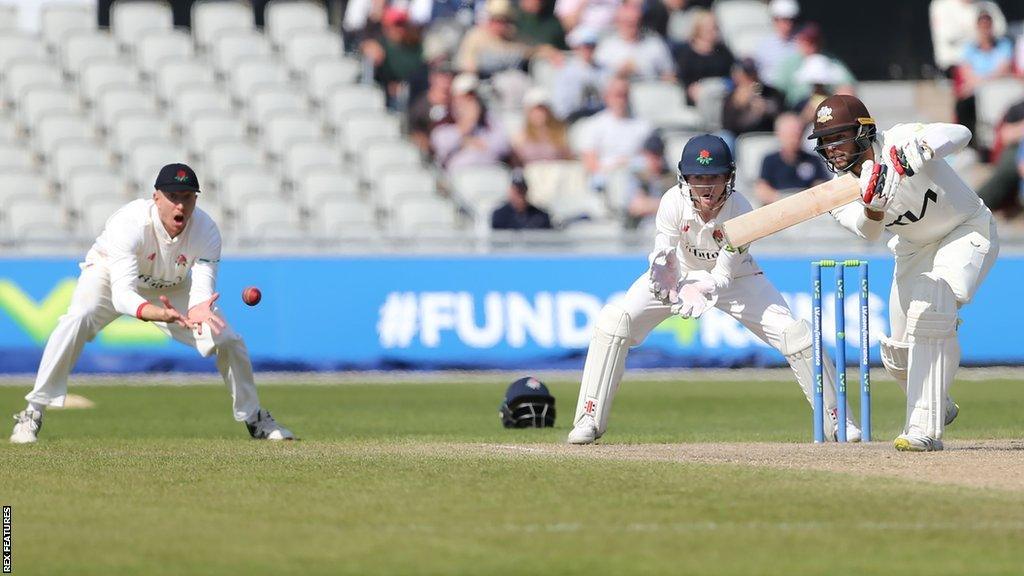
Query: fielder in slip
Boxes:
[
  {"xmin": 10, "ymin": 164, "xmax": 294, "ymax": 444},
  {"xmin": 567, "ymin": 134, "xmax": 861, "ymax": 445},
  {"xmin": 809, "ymin": 94, "xmax": 999, "ymax": 451}
]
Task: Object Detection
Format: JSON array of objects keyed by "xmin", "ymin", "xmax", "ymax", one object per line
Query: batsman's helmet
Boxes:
[
  {"xmin": 807, "ymin": 94, "xmax": 877, "ymax": 173},
  {"xmin": 499, "ymin": 377, "xmax": 556, "ymax": 428}
]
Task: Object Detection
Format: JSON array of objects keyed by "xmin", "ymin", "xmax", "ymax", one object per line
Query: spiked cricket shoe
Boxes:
[
  {"xmin": 10, "ymin": 409, "xmax": 43, "ymax": 444},
  {"xmin": 894, "ymin": 433, "xmax": 943, "ymax": 452},
  {"xmin": 245, "ymin": 409, "xmax": 295, "ymax": 440},
  {"xmin": 567, "ymin": 415, "xmax": 599, "ymax": 445}
]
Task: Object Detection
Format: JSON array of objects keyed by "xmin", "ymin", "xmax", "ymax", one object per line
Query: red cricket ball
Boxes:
[{"xmin": 242, "ymin": 286, "xmax": 262, "ymax": 306}]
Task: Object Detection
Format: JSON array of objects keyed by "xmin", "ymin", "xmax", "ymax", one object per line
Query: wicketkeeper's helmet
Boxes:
[{"xmin": 500, "ymin": 377, "xmax": 556, "ymax": 428}]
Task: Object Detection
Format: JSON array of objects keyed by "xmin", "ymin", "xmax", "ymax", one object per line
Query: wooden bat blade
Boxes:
[{"xmin": 722, "ymin": 174, "xmax": 860, "ymax": 247}]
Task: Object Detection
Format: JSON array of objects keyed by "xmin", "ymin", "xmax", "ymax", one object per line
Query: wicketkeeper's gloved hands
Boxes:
[
  {"xmin": 671, "ymin": 276, "xmax": 717, "ymax": 319},
  {"xmin": 888, "ymin": 138, "xmax": 934, "ymax": 177},
  {"xmin": 858, "ymin": 159, "xmax": 897, "ymax": 212},
  {"xmin": 649, "ymin": 247, "xmax": 682, "ymax": 304}
]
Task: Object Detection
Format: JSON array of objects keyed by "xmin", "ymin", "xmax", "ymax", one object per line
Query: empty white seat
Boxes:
[
  {"xmin": 170, "ymin": 84, "xmax": 234, "ymax": 126},
  {"xmin": 128, "ymin": 139, "xmax": 188, "ymax": 187},
  {"xmin": 282, "ymin": 29, "xmax": 342, "ymax": 72},
  {"xmin": 33, "ymin": 112, "xmax": 95, "ymax": 156},
  {"xmin": 713, "ymin": 0, "xmax": 771, "ymax": 44},
  {"xmin": 693, "ymin": 76, "xmax": 729, "ymax": 131},
  {"xmin": 976, "ymin": 78, "xmax": 1024, "ymax": 148},
  {"xmin": 154, "ymin": 57, "xmax": 218, "ymax": 103},
  {"xmin": 310, "ymin": 197, "xmax": 377, "ymax": 237},
  {"xmin": 323, "ymin": 84, "xmax": 385, "ymax": 127},
  {"xmin": 94, "ymin": 85, "xmax": 160, "ymax": 129},
  {"xmin": 376, "ymin": 167, "xmax": 437, "ymax": 209},
  {"xmin": 210, "ymin": 29, "xmax": 273, "ymax": 73},
  {"xmin": 4, "ymin": 59, "xmax": 63, "ymax": 103},
  {"xmin": 109, "ymin": 112, "xmax": 175, "ymax": 156},
  {"xmin": 61, "ymin": 31, "xmax": 121, "ymax": 77},
  {"xmin": 262, "ymin": 111, "xmax": 322, "ymax": 157},
  {"xmin": 41, "ymin": 3, "xmax": 96, "ymax": 50},
  {"xmin": 630, "ymin": 81, "xmax": 701, "ymax": 129},
  {"xmin": 136, "ymin": 30, "xmax": 194, "ymax": 75},
  {"xmin": 248, "ymin": 86, "xmax": 310, "ymax": 127},
  {"xmin": 726, "ymin": 30, "xmax": 771, "ymax": 59},
  {"xmin": 265, "ymin": 0, "xmax": 328, "ymax": 48},
  {"xmin": 205, "ymin": 140, "xmax": 262, "ymax": 180},
  {"xmin": 229, "ymin": 57, "xmax": 290, "ymax": 101},
  {"xmin": 64, "ymin": 166, "xmax": 129, "ymax": 210},
  {"xmin": 236, "ymin": 196, "xmax": 302, "ymax": 238},
  {"xmin": 186, "ymin": 110, "xmax": 247, "ymax": 156},
  {"xmin": 192, "ymin": 0, "xmax": 255, "ymax": 49},
  {"xmin": 79, "ymin": 58, "xmax": 139, "ymax": 103},
  {"xmin": 79, "ymin": 196, "xmax": 129, "ymax": 237},
  {"xmin": 282, "ymin": 138, "xmax": 342, "ymax": 183},
  {"xmin": 294, "ymin": 165, "xmax": 359, "ymax": 206},
  {"xmin": 0, "ymin": 143, "xmax": 34, "ymax": 171},
  {"xmin": 734, "ymin": 131, "xmax": 779, "ymax": 195},
  {"xmin": 522, "ymin": 160, "xmax": 590, "ymax": 212},
  {"xmin": 6, "ymin": 197, "xmax": 67, "ymax": 241},
  {"xmin": 52, "ymin": 138, "xmax": 115, "ymax": 184},
  {"xmin": 0, "ymin": 34, "xmax": 46, "ymax": 73},
  {"xmin": 0, "ymin": 170, "xmax": 48, "ymax": 207},
  {"xmin": 306, "ymin": 57, "xmax": 361, "ymax": 102},
  {"xmin": 449, "ymin": 164, "xmax": 511, "ymax": 216},
  {"xmin": 219, "ymin": 167, "xmax": 282, "ymax": 206},
  {"xmin": 0, "ymin": 117, "xmax": 17, "ymax": 142},
  {"xmin": 360, "ymin": 139, "xmax": 420, "ymax": 180},
  {"xmin": 19, "ymin": 86, "xmax": 82, "ymax": 129},
  {"xmin": 111, "ymin": 0, "xmax": 174, "ymax": 48},
  {"xmin": 391, "ymin": 198, "xmax": 456, "ymax": 235},
  {"xmin": 0, "ymin": 5, "xmax": 19, "ymax": 31},
  {"xmin": 340, "ymin": 114, "xmax": 400, "ymax": 155}
]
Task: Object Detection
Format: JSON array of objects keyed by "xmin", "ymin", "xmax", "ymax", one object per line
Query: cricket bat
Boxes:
[{"xmin": 722, "ymin": 174, "xmax": 860, "ymax": 247}]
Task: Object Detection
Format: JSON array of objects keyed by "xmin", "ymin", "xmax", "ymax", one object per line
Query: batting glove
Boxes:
[
  {"xmin": 858, "ymin": 159, "xmax": 896, "ymax": 212},
  {"xmin": 649, "ymin": 247, "xmax": 682, "ymax": 304},
  {"xmin": 889, "ymin": 138, "xmax": 934, "ymax": 177}
]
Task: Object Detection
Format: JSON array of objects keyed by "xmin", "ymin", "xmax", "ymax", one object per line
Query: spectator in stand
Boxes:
[
  {"xmin": 516, "ymin": 0, "xmax": 568, "ymax": 50},
  {"xmin": 721, "ymin": 58, "xmax": 783, "ymax": 138},
  {"xmin": 626, "ymin": 132, "xmax": 676, "ymax": 227},
  {"xmin": 580, "ymin": 75, "xmax": 652, "ymax": 191},
  {"xmin": 755, "ymin": 113, "xmax": 830, "ymax": 205},
  {"xmin": 550, "ymin": 29, "xmax": 607, "ymax": 121},
  {"xmin": 431, "ymin": 73, "xmax": 510, "ymax": 171},
  {"xmin": 456, "ymin": 0, "xmax": 558, "ymax": 76},
  {"xmin": 954, "ymin": 11, "xmax": 1013, "ymax": 149},
  {"xmin": 555, "ymin": 0, "xmax": 621, "ymax": 47},
  {"xmin": 361, "ymin": 7, "xmax": 426, "ymax": 109},
  {"xmin": 930, "ymin": 0, "xmax": 1006, "ymax": 74},
  {"xmin": 774, "ymin": 23, "xmax": 855, "ymax": 108},
  {"xmin": 977, "ymin": 98, "xmax": 1024, "ymax": 212},
  {"xmin": 408, "ymin": 63, "xmax": 456, "ymax": 156},
  {"xmin": 408, "ymin": 0, "xmax": 477, "ymax": 27},
  {"xmin": 492, "ymin": 169, "xmax": 554, "ymax": 230},
  {"xmin": 594, "ymin": 2, "xmax": 675, "ymax": 82},
  {"xmin": 756, "ymin": 0, "xmax": 800, "ymax": 87},
  {"xmin": 674, "ymin": 9, "xmax": 735, "ymax": 104},
  {"xmin": 512, "ymin": 88, "xmax": 574, "ymax": 165}
]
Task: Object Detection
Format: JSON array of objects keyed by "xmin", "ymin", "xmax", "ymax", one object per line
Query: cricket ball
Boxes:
[{"xmin": 242, "ymin": 286, "xmax": 261, "ymax": 306}]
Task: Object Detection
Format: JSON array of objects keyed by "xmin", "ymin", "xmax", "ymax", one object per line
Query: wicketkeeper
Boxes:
[
  {"xmin": 568, "ymin": 134, "xmax": 861, "ymax": 445},
  {"xmin": 10, "ymin": 164, "xmax": 294, "ymax": 444},
  {"xmin": 810, "ymin": 94, "xmax": 999, "ymax": 451}
]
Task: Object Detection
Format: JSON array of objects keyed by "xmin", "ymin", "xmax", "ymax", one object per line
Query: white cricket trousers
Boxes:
[{"xmin": 25, "ymin": 263, "xmax": 261, "ymax": 422}]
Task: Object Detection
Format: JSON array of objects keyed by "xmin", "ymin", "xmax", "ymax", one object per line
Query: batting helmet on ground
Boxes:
[{"xmin": 499, "ymin": 377, "xmax": 556, "ymax": 428}]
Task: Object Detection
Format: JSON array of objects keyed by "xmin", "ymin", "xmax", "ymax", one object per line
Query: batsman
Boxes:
[
  {"xmin": 568, "ymin": 134, "xmax": 861, "ymax": 445},
  {"xmin": 809, "ymin": 94, "xmax": 999, "ymax": 451}
]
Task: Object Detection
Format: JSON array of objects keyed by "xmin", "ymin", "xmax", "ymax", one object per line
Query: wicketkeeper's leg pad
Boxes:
[
  {"xmin": 779, "ymin": 319, "xmax": 845, "ymax": 440},
  {"xmin": 572, "ymin": 303, "xmax": 631, "ymax": 436}
]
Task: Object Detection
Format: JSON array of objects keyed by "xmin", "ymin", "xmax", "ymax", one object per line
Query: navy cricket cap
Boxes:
[
  {"xmin": 678, "ymin": 134, "xmax": 734, "ymax": 176},
  {"xmin": 154, "ymin": 163, "xmax": 201, "ymax": 193}
]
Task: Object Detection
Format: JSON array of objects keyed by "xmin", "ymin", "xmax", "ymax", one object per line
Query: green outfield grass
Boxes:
[{"xmin": 1, "ymin": 377, "xmax": 1022, "ymax": 575}]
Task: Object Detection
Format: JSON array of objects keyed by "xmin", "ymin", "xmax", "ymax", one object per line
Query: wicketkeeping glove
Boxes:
[
  {"xmin": 888, "ymin": 138, "xmax": 934, "ymax": 177},
  {"xmin": 858, "ymin": 159, "xmax": 897, "ymax": 211},
  {"xmin": 649, "ymin": 247, "xmax": 682, "ymax": 304},
  {"xmin": 671, "ymin": 275, "xmax": 717, "ymax": 319}
]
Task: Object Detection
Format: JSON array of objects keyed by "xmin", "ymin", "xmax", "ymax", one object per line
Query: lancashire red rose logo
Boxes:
[
  {"xmin": 175, "ymin": 169, "xmax": 188, "ymax": 182},
  {"xmin": 697, "ymin": 149, "xmax": 712, "ymax": 165}
]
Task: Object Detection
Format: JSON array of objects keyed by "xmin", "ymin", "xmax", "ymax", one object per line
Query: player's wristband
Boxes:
[{"xmin": 136, "ymin": 302, "xmax": 148, "ymax": 320}]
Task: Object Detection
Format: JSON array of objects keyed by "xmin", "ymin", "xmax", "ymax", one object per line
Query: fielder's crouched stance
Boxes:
[
  {"xmin": 568, "ymin": 135, "xmax": 860, "ymax": 445},
  {"xmin": 810, "ymin": 95, "xmax": 999, "ymax": 452},
  {"xmin": 10, "ymin": 164, "xmax": 294, "ymax": 444}
]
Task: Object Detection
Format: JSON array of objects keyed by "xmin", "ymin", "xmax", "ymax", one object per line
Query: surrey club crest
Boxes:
[{"xmin": 816, "ymin": 106, "xmax": 833, "ymax": 124}]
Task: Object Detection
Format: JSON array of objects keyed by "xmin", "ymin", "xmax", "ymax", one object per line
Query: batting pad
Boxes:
[{"xmin": 573, "ymin": 304, "xmax": 631, "ymax": 435}]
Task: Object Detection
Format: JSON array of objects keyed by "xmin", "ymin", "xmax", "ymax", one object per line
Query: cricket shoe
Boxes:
[
  {"xmin": 567, "ymin": 415, "xmax": 600, "ymax": 445},
  {"xmin": 893, "ymin": 433, "xmax": 943, "ymax": 452},
  {"xmin": 828, "ymin": 419, "xmax": 862, "ymax": 442},
  {"xmin": 246, "ymin": 409, "xmax": 295, "ymax": 440},
  {"xmin": 945, "ymin": 401, "xmax": 959, "ymax": 426},
  {"xmin": 10, "ymin": 409, "xmax": 43, "ymax": 444}
]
